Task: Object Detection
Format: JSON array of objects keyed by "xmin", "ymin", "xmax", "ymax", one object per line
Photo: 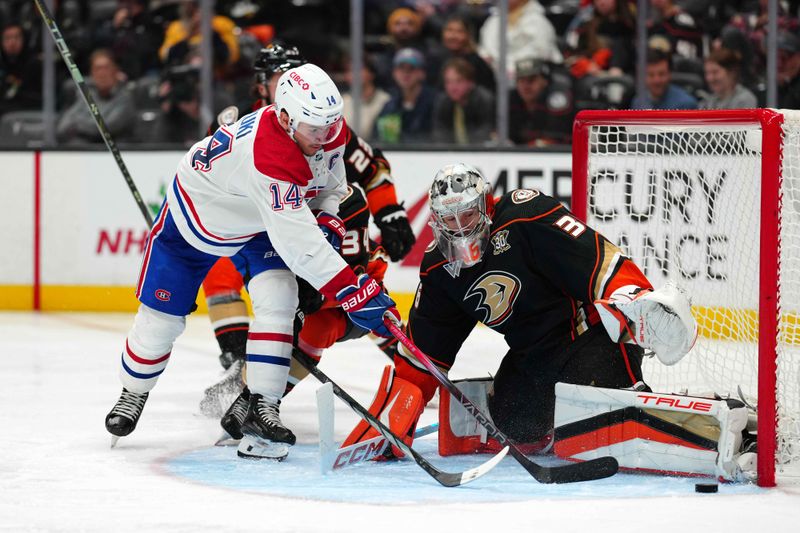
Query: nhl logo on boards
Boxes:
[
  {"xmin": 491, "ymin": 230, "xmax": 511, "ymax": 255},
  {"xmin": 154, "ymin": 289, "xmax": 171, "ymax": 302}
]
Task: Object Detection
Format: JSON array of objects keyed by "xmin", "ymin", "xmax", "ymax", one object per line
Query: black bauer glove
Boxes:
[{"xmin": 375, "ymin": 204, "xmax": 415, "ymax": 261}]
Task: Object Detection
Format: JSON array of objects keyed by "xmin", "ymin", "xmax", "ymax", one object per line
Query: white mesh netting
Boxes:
[{"xmin": 582, "ymin": 111, "xmax": 800, "ymax": 481}]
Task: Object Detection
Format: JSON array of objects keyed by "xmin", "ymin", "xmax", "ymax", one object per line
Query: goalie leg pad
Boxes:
[
  {"xmin": 341, "ymin": 365, "xmax": 424, "ymax": 458},
  {"xmin": 553, "ymin": 383, "xmax": 752, "ymax": 481},
  {"xmin": 438, "ymin": 378, "xmax": 551, "ymax": 456}
]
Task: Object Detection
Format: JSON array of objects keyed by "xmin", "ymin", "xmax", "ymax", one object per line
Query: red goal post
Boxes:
[{"xmin": 571, "ymin": 109, "xmax": 800, "ymax": 487}]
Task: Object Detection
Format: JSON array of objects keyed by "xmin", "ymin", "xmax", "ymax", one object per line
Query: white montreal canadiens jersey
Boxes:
[{"xmin": 165, "ymin": 104, "xmax": 351, "ymax": 292}]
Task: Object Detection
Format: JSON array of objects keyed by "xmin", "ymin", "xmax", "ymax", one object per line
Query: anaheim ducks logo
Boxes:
[{"xmin": 464, "ymin": 271, "xmax": 521, "ymax": 327}]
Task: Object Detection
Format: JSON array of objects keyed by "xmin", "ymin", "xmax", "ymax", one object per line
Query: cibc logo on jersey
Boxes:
[{"xmin": 464, "ymin": 271, "xmax": 521, "ymax": 327}]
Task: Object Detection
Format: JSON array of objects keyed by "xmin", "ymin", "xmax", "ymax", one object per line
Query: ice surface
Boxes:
[{"xmin": 1, "ymin": 311, "xmax": 799, "ymax": 532}]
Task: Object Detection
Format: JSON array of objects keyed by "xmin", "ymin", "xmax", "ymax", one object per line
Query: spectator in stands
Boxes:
[
  {"xmin": 432, "ymin": 57, "xmax": 495, "ymax": 145},
  {"xmin": 727, "ymin": 0, "xmax": 799, "ymax": 84},
  {"xmin": 566, "ymin": 0, "xmax": 636, "ymax": 79},
  {"xmin": 342, "ymin": 55, "xmax": 391, "ymax": 140},
  {"xmin": 374, "ymin": 7, "xmax": 438, "ymax": 89},
  {"xmin": 413, "ymin": 0, "xmax": 490, "ymax": 43},
  {"xmin": 0, "ymin": 21, "xmax": 41, "ymax": 117},
  {"xmin": 714, "ymin": 26, "xmax": 759, "ymax": 91},
  {"xmin": 159, "ymin": 0, "xmax": 240, "ymax": 73},
  {"xmin": 153, "ymin": 61, "xmax": 202, "ymax": 147},
  {"xmin": 631, "ymin": 48, "xmax": 698, "ymax": 110},
  {"xmin": 56, "ymin": 49, "xmax": 135, "ymax": 144},
  {"xmin": 509, "ymin": 57, "xmax": 574, "ymax": 146},
  {"xmin": 479, "ymin": 0, "xmax": 562, "ymax": 81},
  {"xmin": 778, "ymin": 31, "xmax": 800, "ymax": 109},
  {"xmin": 429, "ymin": 14, "xmax": 495, "ymax": 92},
  {"xmin": 374, "ymin": 48, "xmax": 436, "ymax": 144},
  {"xmin": 649, "ymin": 0, "xmax": 703, "ymax": 61},
  {"xmin": 93, "ymin": 0, "xmax": 162, "ymax": 80},
  {"xmin": 699, "ymin": 47, "xmax": 757, "ymax": 109}
]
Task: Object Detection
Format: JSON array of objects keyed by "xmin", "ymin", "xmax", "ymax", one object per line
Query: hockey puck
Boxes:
[{"xmin": 695, "ymin": 483, "xmax": 718, "ymax": 493}]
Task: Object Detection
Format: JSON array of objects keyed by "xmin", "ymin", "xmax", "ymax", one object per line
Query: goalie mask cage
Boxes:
[{"xmin": 571, "ymin": 109, "xmax": 800, "ymax": 487}]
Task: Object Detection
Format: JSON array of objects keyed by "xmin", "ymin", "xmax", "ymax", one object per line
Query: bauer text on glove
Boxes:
[{"xmin": 336, "ymin": 274, "xmax": 400, "ymax": 337}]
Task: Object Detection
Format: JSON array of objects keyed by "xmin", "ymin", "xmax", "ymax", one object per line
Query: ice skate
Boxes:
[
  {"xmin": 218, "ymin": 350, "xmax": 242, "ymax": 370},
  {"xmin": 105, "ymin": 388, "xmax": 149, "ymax": 447},
  {"xmin": 199, "ymin": 358, "xmax": 245, "ymax": 418},
  {"xmin": 215, "ymin": 386, "xmax": 250, "ymax": 444},
  {"xmin": 237, "ymin": 394, "xmax": 295, "ymax": 460}
]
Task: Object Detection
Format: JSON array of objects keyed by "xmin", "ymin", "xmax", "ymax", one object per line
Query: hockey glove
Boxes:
[
  {"xmin": 336, "ymin": 274, "xmax": 399, "ymax": 338},
  {"xmin": 594, "ymin": 283, "xmax": 698, "ymax": 366},
  {"xmin": 375, "ymin": 204, "xmax": 415, "ymax": 262},
  {"xmin": 316, "ymin": 211, "xmax": 347, "ymax": 253},
  {"xmin": 297, "ymin": 276, "xmax": 324, "ymax": 315}
]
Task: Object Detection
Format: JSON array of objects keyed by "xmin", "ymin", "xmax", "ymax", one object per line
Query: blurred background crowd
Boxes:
[{"xmin": 1, "ymin": 0, "xmax": 800, "ymax": 148}]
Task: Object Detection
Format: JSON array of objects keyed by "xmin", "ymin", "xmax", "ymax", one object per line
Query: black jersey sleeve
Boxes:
[
  {"xmin": 342, "ymin": 126, "xmax": 389, "ymax": 187},
  {"xmin": 342, "ymin": 127, "xmax": 402, "ymax": 215},
  {"xmin": 399, "ymin": 266, "xmax": 478, "ymax": 374},
  {"xmin": 337, "ymin": 184, "xmax": 371, "ymax": 272},
  {"xmin": 495, "ymin": 191, "xmax": 651, "ymax": 305}
]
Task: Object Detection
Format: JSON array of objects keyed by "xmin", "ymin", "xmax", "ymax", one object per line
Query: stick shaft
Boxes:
[{"xmin": 33, "ymin": 0, "xmax": 153, "ymax": 228}]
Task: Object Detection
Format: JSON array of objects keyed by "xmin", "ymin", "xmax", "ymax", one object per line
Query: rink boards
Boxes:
[{"xmin": 0, "ymin": 149, "xmax": 570, "ymax": 314}]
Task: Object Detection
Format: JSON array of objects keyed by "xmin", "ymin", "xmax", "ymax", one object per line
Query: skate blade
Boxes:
[
  {"xmin": 237, "ymin": 436, "xmax": 290, "ymax": 461},
  {"xmin": 110, "ymin": 435, "xmax": 120, "ymax": 449},
  {"xmin": 215, "ymin": 432, "xmax": 240, "ymax": 447}
]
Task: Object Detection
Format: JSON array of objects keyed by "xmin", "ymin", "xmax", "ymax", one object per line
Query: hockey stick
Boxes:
[
  {"xmin": 292, "ymin": 349, "xmax": 508, "ymax": 487},
  {"xmin": 33, "ymin": 0, "xmax": 153, "ymax": 227},
  {"xmin": 324, "ymin": 424, "xmax": 439, "ymax": 472},
  {"xmin": 384, "ymin": 315, "xmax": 620, "ymax": 483}
]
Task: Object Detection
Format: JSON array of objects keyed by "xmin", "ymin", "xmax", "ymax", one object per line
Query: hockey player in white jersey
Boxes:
[{"xmin": 104, "ymin": 63, "xmax": 400, "ymax": 460}]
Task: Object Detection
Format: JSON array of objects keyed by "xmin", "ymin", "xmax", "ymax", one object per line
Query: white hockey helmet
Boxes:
[
  {"xmin": 273, "ymin": 63, "xmax": 344, "ymax": 146},
  {"xmin": 429, "ymin": 163, "xmax": 493, "ymax": 272}
]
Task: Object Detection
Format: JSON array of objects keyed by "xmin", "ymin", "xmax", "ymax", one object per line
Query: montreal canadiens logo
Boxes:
[
  {"xmin": 155, "ymin": 289, "xmax": 171, "ymax": 302},
  {"xmin": 511, "ymin": 189, "xmax": 539, "ymax": 204}
]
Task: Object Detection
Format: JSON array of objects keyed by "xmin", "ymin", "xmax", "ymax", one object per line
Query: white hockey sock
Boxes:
[
  {"xmin": 245, "ymin": 270, "xmax": 298, "ymax": 402},
  {"xmin": 120, "ymin": 305, "xmax": 186, "ymax": 393}
]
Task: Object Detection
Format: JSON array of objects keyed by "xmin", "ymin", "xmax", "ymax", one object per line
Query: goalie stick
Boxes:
[
  {"xmin": 384, "ymin": 315, "xmax": 620, "ymax": 483},
  {"xmin": 33, "ymin": 0, "xmax": 153, "ymax": 227},
  {"xmin": 291, "ymin": 349, "xmax": 508, "ymax": 487}
]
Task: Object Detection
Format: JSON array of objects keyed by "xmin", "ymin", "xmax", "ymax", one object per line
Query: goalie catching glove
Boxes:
[
  {"xmin": 594, "ymin": 283, "xmax": 698, "ymax": 365},
  {"xmin": 336, "ymin": 274, "xmax": 399, "ymax": 338}
]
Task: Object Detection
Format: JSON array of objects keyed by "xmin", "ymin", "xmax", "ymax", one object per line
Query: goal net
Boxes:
[{"xmin": 571, "ymin": 109, "xmax": 800, "ymax": 487}]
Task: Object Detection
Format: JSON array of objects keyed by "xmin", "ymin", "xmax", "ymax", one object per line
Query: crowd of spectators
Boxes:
[{"xmin": 1, "ymin": 0, "xmax": 800, "ymax": 148}]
